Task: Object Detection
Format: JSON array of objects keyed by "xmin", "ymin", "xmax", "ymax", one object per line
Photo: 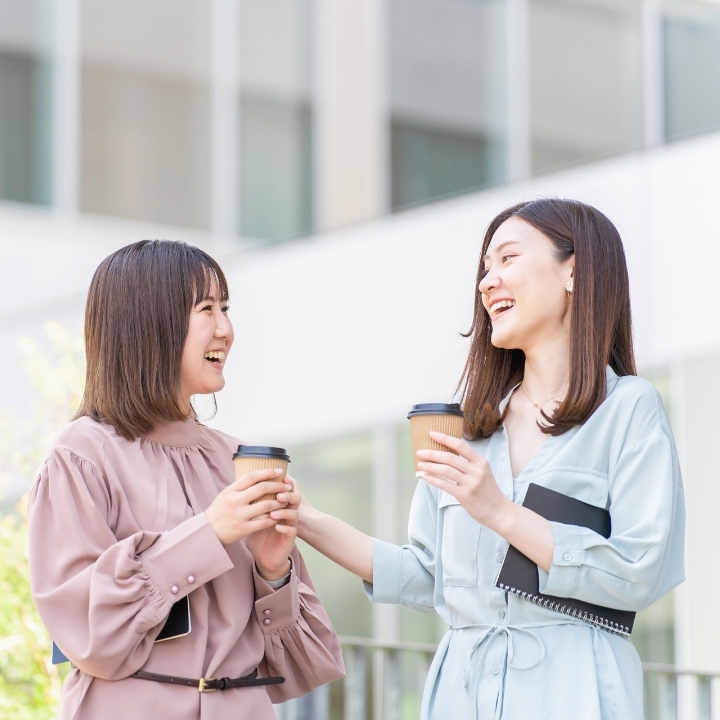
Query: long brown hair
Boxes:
[
  {"xmin": 74, "ymin": 240, "xmax": 229, "ymax": 440},
  {"xmin": 458, "ymin": 198, "xmax": 636, "ymax": 439}
]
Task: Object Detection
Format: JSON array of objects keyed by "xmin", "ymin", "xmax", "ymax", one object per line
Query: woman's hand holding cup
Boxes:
[{"xmin": 205, "ymin": 468, "xmax": 291, "ymax": 546}]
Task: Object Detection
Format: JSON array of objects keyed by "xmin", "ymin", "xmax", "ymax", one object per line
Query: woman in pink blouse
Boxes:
[{"xmin": 27, "ymin": 240, "xmax": 344, "ymax": 720}]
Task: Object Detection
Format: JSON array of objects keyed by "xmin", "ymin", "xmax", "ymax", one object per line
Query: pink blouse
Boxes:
[{"xmin": 28, "ymin": 416, "xmax": 345, "ymax": 720}]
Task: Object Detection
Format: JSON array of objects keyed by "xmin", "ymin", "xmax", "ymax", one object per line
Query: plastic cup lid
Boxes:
[
  {"xmin": 407, "ymin": 403, "xmax": 465, "ymax": 419},
  {"xmin": 233, "ymin": 445, "xmax": 291, "ymax": 461}
]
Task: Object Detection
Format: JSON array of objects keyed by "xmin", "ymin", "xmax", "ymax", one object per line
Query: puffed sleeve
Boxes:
[
  {"xmin": 253, "ymin": 548, "xmax": 345, "ymax": 701},
  {"xmin": 538, "ymin": 428, "xmax": 686, "ymax": 611},
  {"xmin": 363, "ymin": 479, "xmax": 438, "ymax": 612},
  {"xmin": 27, "ymin": 447, "xmax": 234, "ymax": 680}
]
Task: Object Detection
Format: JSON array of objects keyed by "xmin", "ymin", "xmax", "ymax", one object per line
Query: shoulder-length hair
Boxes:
[
  {"xmin": 458, "ymin": 198, "xmax": 636, "ymax": 439},
  {"xmin": 74, "ymin": 240, "xmax": 229, "ymax": 440}
]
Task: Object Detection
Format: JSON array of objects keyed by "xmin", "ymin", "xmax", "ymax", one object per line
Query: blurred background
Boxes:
[{"xmin": 1, "ymin": 0, "xmax": 720, "ymax": 718}]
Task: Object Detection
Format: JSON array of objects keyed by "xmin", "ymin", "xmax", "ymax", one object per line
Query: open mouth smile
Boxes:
[
  {"xmin": 204, "ymin": 350, "xmax": 226, "ymax": 366},
  {"xmin": 489, "ymin": 299, "xmax": 515, "ymax": 317}
]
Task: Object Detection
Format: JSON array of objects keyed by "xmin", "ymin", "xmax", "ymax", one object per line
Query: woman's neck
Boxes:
[{"xmin": 522, "ymin": 338, "xmax": 570, "ymax": 401}]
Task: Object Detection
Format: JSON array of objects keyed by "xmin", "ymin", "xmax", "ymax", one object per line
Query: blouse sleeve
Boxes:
[
  {"xmin": 538, "ymin": 427, "xmax": 686, "ymax": 611},
  {"xmin": 363, "ymin": 479, "xmax": 438, "ymax": 612},
  {"xmin": 253, "ymin": 547, "xmax": 345, "ymax": 701},
  {"xmin": 27, "ymin": 446, "xmax": 234, "ymax": 680}
]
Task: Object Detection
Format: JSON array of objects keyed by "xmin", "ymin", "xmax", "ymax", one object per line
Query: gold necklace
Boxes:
[{"xmin": 520, "ymin": 382, "xmax": 566, "ymax": 409}]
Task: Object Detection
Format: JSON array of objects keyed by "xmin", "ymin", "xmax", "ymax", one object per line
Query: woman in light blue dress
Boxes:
[{"xmin": 295, "ymin": 198, "xmax": 685, "ymax": 719}]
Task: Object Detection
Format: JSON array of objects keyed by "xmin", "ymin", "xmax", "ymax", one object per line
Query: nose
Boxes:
[
  {"xmin": 478, "ymin": 266, "xmax": 500, "ymax": 295},
  {"xmin": 214, "ymin": 307, "xmax": 232, "ymax": 338}
]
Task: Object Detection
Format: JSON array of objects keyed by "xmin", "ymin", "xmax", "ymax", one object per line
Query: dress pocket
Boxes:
[{"xmin": 439, "ymin": 491, "xmax": 481, "ymax": 587}]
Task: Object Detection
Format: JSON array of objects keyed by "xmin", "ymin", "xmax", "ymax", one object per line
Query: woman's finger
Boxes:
[
  {"xmin": 232, "ymin": 467, "xmax": 285, "ymax": 492},
  {"xmin": 417, "ymin": 461, "xmax": 465, "ymax": 485},
  {"xmin": 416, "ymin": 448, "xmax": 468, "ymax": 471},
  {"xmin": 274, "ymin": 523, "xmax": 298, "ymax": 538},
  {"xmin": 242, "ymin": 480, "xmax": 290, "ymax": 503},
  {"xmin": 427, "ymin": 432, "xmax": 481, "ymax": 462},
  {"xmin": 269, "ymin": 508, "xmax": 299, "ymax": 525},
  {"xmin": 246, "ymin": 498, "xmax": 285, "ymax": 518},
  {"xmin": 275, "ymin": 491, "xmax": 300, "ymax": 508},
  {"xmin": 418, "ymin": 471, "xmax": 459, "ymax": 493}
]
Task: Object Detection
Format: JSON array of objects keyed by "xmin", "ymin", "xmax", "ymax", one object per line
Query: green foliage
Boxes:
[
  {"xmin": 0, "ymin": 323, "xmax": 84, "ymax": 718},
  {"xmin": 0, "ymin": 512, "xmax": 68, "ymax": 719}
]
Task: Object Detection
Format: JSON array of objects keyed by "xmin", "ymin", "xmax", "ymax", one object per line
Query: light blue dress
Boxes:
[{"xmin": 365, "ymin": 368, "xmax": 685, "ymax": 720}]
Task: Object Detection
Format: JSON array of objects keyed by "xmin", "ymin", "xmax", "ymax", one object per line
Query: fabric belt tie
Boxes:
[
  {"xmin": 130, "ymin": 667, "xmax": 285, "ymax": 692},
  {"xmin": 453, "ymin": 624, "xmax": 547, "ymax": 720}
]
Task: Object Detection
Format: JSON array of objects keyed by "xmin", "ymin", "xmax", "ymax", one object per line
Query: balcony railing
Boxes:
[{"xmin": 275, "ymin": 638, "xmax": 720, "ymax": 720}]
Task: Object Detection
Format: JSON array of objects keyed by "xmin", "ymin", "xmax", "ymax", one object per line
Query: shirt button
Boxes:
[
  {"xmin": 170, "ymin": 585, "xmax": 179, "ymax": 595},
  {"xmin": 496, "ymin": 553, "xmax": 504, "ymax": 563},
  {"xmin": 263, "ymin": 618, "xmax": 272, "ymax": 626},
  {"xmin": 498, "ymin": 609, "xmax": 506, "ymax": 619},
  {"xmin": 491, "ymin": 666, "xmax": 500, "ymax": 675},
  {"xmin": 187, "ymin": 575, "xmax": 196, "ymax": 584},
  {"xmin": 263, "ymin": 609, "xmax": 272, "ymax": 616},
  {"xmin": 563, "ymin": 553, "xmax": 572, "ymax": 562}
]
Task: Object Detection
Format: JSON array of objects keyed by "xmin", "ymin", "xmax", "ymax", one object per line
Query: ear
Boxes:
[{"xmin": 565, "ymin": 255, "xmax": 575, "ymax": 281}]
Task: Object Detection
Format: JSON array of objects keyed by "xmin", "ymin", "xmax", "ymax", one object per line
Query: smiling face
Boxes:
[
  {"xmin": 179, "ymin": 277, "xmax": 234, "ymax": 404},
  {"xmin": 478, "ymin": 216, "xmax": 574, "ymax": 355}
]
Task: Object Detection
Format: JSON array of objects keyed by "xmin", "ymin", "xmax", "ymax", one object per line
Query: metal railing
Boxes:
[
  {"xmin": 276, "ymin": 638, "xmax": 720, "ymax": 720},
  {"xmin": 643, "ymin": 664, "xmax": 720, "ymax": 720}
]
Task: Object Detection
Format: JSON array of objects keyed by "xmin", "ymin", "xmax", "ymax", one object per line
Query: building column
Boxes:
[
  {"xmin": 52, "ymin": 0, "xmax": 80, "ymax": 213},
  {"xmin": 313, "ymin": 0, "xmax": 388, "ymax": 230}
]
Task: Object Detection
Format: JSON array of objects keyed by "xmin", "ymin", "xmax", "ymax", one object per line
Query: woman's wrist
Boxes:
[
  {"xmin": 256, "ymin": 558, "xmax": 292, "ymax": 582},
  {"xmin": 484, "ymin": 494, "xmax": 518, "ymax": 539},
  {"xmin": 297, "ymin": 503, "xmax": 322, "ymax": 541}
]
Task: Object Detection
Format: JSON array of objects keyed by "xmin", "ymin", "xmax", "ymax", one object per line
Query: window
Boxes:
[
  {"xmin": 663, "ymin": 0, "xmax": 720, "ymax": 141},
  {"xmin": 529, "ymin": 0, "xmax": 643, "ymax": 173},
  {"xmin": 291, "ymin": 433, "xmax": 374, "ymax": 637},
  {"xmin": 389, "ymin": 0, "xmax": 507, "ymax": 210},
  {"xmin": 80, "ymin": 0, "xmax": 212, "ymax": 229},
  {"xmin": 0, "ymin": 0, "xmax": 52, "ymax": 205},
  {"xmin": 238, "ymin": 0, "xmax": 313, "ymax": 241}
]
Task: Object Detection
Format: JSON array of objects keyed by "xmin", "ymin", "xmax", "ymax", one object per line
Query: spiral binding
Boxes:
[{"xmin": 497, "ymin": 583, "xmax": 631, "ymax": 636}]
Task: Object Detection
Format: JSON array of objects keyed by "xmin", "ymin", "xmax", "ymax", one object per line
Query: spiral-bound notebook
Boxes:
[{"xmin": 495, "ymin": 483, "xmax": 635, "ymax": 636}]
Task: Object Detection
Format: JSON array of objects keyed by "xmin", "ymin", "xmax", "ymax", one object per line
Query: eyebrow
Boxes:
[{"xmin": 481, "ymin": 240, "xmax": 520, "ymax": 263}]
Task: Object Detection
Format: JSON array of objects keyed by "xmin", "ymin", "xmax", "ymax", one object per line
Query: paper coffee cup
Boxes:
[
  {"xmin": 407, "ymin": 403, "xmax": 465, "ymax": 472},
  {"xmin": 233, "ymin": 445, "xmax": 291, "ymax": 518}
]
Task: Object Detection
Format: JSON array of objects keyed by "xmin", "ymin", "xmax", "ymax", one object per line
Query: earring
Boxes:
[{"xmin": 565, "ymin": 279, "xmax": 574, "ymax": 297}]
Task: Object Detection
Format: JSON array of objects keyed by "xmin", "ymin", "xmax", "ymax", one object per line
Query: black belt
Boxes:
[{"xmin": 130, "ymin": 667, "xmax": 285, "ymax": 692}]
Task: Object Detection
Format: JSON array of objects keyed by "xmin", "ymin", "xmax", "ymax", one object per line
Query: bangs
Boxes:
[{"xmin": 183, "ymin": 247, "xmax": 230, "ymax": 305}]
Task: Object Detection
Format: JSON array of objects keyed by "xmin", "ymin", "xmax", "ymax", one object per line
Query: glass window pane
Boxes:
[
  {"xmin": 663, "ymin": 1, "xmax": 720, "ymax": 141},
  {"xmin": 80, "ymin": 0, "xmax": 212, "ymax": 229},
  {"xmin": 529, "ymin": 0, "xmax": 643, "ymax": 174},
  {"xmin": 291, "ymin": 433, "xmax": 373, "ymax": 637},
  {"xmin": 238, "ymin": 0, "xmax": 313, "ymax": 241},
  {"xmin": 0, "ymin": 0, "xmax": 52, "ymax": 205},
  {"xmin": 389, "ymin": 0, "xmax": 507, "ymax": 210}
]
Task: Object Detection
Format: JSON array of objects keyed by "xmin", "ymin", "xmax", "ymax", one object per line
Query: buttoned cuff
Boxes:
[
  {"xmin": 363, "ymin": 538, "xmax": 401, "ymax": 604},
  {"xmin": 538, "ymin": 521, "xmax": 584, "ymax": 597},
  {"xmin": 140, "ymin": 513, "xmax": 234, "ymax": 603},
  {"xmin": 253, "ymin": 558, "xmax": 299, "ymax": 634}
]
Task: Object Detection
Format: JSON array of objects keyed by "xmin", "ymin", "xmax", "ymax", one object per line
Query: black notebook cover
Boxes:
[{"xmin": 495, "ymin": 482, "xmax": 635, "ymax": 635}]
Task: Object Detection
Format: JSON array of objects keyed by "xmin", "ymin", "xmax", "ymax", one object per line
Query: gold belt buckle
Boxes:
[{"xmin": 198, "ymin": 677, "xmax": 217, "ymax": 693}]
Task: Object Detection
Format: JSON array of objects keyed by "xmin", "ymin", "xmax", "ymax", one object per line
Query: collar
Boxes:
[{"xmin": 143, "ymin": 416, "xmax": 202, "ymax": 447}]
